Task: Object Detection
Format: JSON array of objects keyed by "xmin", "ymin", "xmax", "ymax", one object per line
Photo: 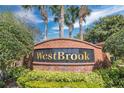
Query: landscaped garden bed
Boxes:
[
  {"xmin": 0, "ymin": 60, "xmax": 124, "ymax": 88},
  {"xmin": 16, "ymin": 60, "xmax": 124, "ymax": 88}
]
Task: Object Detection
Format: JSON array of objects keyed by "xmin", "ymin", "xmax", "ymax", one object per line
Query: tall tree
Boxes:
[
  {"xmin": 50, "ymin": 5, "xmax": 65, "ymax": 38},
  {"xmin": 65, "ymin": 6, "xmax": 79, "ymax": 38},
  {"xmin": 83, "ymin": 15, "xmax": 124, "ymax": 43},
  {"xmin": 0, "ymin": 12, "xmax": 33, "ymax": 80},
  {"xmin": 22, "ymin": 5, "xmax": 48, "ymax": 40},
  {"xmin": 79, "ymin": 5, "xmax": 91, "ymax": 41}
]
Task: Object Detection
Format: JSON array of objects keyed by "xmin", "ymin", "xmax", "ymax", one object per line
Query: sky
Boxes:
[{"xmin": 0, "ymin": 5, "xmax": 124, "ymax": 40}]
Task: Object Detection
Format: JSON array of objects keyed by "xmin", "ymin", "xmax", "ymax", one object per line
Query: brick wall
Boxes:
[{"xmin": 33, "ymin": 38, "xmax": 105, "ymax": 72}]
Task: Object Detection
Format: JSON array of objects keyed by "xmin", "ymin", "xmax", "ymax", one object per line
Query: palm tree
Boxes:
[
  {"xmin": 79, "ymin": 5, "xmax": 91, "ymax": 41},
  {"xmin": 65, "ymin": 6, "xmax": 79, "ymax": 38},
  {"xmin": 22, "ymin": 5, "xmax": 48, "ymax": 40},
  {"xmin": 38, "ymin": 6, "xmax": 48, "ymax": 40},
  {"xmin": 50, "ymin": 5, "xmax": 64, "ymax": 38}
]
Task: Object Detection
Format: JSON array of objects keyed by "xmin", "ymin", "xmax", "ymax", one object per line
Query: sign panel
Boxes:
[{"xmin": 33, "ymin": 48, "xmax": 94, "ymax": 63}]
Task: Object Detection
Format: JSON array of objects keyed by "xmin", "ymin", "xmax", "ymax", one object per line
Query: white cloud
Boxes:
[
  {"xmin": 74, "ymin": 6, "xmax": 124, "ymax": 28},
  {"xmin": 14, "ymin": 8, "xmax": 43, "ymax": 24},
  {"xmin": 86, "ymin": 6, "xmax": 124, "ymax": 25},
  {"xmin": 52, "ymin": 6, "xmax": 124, "ymax": 30},
  {"xmin": 51, "ymin": 26, "xmax": 59, "ymax": 30},
  {"xmin": 48, "ymin": 16, "xmax": 54, "ymax": 21},
  {"xmin": 52, "ymin": 24, "xmax": 68, "ymax": 30},
  {"xmin": 15, "ymin": 9, "xmax": 55, "ymax": 25},
  {"xmin": 48, "ymin": 31, "xmax": 59, "ymax": 35},
  {"xmin": 15, "ymin": 6, "xmax": 124, "ymax": 31}
]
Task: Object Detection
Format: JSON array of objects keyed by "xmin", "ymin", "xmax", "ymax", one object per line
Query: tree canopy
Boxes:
[
  {"xmin": 103, "ymin": 29, "xmax": 124, "ymax": 59},
  {"xmin": 0, "ymin": 12, "xmax": 34, "ymax": 77},
  {"xmin": 65, "ymin": 6, "xmax": 79, "ymax": 38},
  {"xmin": 0, "ymin": 12, "xmax": 34, "ymax": 62},
  {"xmin": 76, "ymin": 15, "xmax": 124, "ymax": 43}
]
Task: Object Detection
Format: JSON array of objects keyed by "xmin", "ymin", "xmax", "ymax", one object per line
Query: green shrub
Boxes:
[
  {"xmin": 110, "ymin": 66, "xmax": 124, "ymax": 88},
  {"xmin": 24, "ymin": 80, "xmax": 104, "ymax": 88},
  {"xmin": 24, "ymin": 81, "xmax": 90, "ymax": 88},
  {"xmin": 112, "ymin": 60, "xmax": 123, "ymax": 66},
  {"xmin": 17, "ymin": 77, "xmax": 29, "ymax": 87},
  {"xmin": 96, "ymin": 68, "xmax": 115, "ymax": 87},
  {"xmin": 96, "ymin": 64, "xmax": 124, "ymax": 88},
  {"xmin": 0, "ymin": 81, "xmax": 5, "ymax": 88},
  {"xmin": 17, "ymin": 71, "xmax": 105, "ymax": 88},
  {"xmin": 118, "ymin": 66, "xmax": 124, "ymax": 78},
  {"xmin": 82, "ymin": 72, "xmax": 105, "ymax": 88},
  {"xmin": 114, "ymin": 66, "xmax": 124, "ymax": 88},
  {"xmin": 18, "ymin": 71, "xmax": 85, "ymax": 82},
  {"xmin": 8, "ymin": 67, "xmax": 30, "ymax": 80}
]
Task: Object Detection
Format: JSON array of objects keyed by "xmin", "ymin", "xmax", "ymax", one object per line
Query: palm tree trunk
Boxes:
[
  {"xmin": 59, "ymin": 22, "xmax": 61, "ymax": 38},
  {"xmin": 60, "ymin": 5, "xmax": 64, "ymax": 38},
  {"xmin": 69, "ymin": 26, "xmax": 72, "ymax": 38},
  {"xmin": 44, "ymin": 22, "xmax": 48, "ymax": 40},
  {"xmin": 79, "ymin": 17, "xmax": 83, "ymax": 41},
  {"xmin": 40, "ymin": 6, "xmax": 48, "ymax": 40}
]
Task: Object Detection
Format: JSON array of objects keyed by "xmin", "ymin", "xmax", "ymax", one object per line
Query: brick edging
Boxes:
[{"xmin": 33, "ymin": 62, "xmax": 95, "ymax": 66}]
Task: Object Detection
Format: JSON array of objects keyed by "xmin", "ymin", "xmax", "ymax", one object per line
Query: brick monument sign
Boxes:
[{"xmin": 32, "ymin": 38, "xmax": 108, "ymax": 72}]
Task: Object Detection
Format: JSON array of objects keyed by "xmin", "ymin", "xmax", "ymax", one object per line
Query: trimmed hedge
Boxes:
[
  {"xmin": 17, "ymin": 71, "xmax": 105, "ymax": 88},
  {"xmin": 24, "ymin": 81, "xmax": 101, "ymax": 88}
]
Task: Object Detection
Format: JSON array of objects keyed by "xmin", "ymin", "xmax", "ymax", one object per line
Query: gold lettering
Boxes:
[
  {"xmin": 77, "ymin": 54, "xmax": 81, "ymax": 60},
  {"xmin": 84, "ymin": 52, "xmax": 89, "ymax": 60},
  {"xmin": 58, "ymin": 52, "xmax": 65, "ymax": 60},
  {"xmin": 65, "ymin": 54, "xmax": 71, "ymax": 60},
  {"xmin": 36, "ymin": 52, "xmax": 42, "ymax": 60},
  {"xmin": 53, "ymin": 53, "xmax": 57, "ymax": 60},
  {"xmin": 71, "ymin": 54, "xmax": 77, "ymax": 60},
  {"xmin": 36, "ymin": 51, "xmax": 91, "ymax": 61},
  {"xmin": 48, "ymin": 54, "xmax": 53, "ymax": 60},
  {"xmin": 81, "ymin": 54, "xmax": 84, "ymax": 60},
  {"xmin": 42, "ymin": 54, "xmax": 46, "ymax": 60}
]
